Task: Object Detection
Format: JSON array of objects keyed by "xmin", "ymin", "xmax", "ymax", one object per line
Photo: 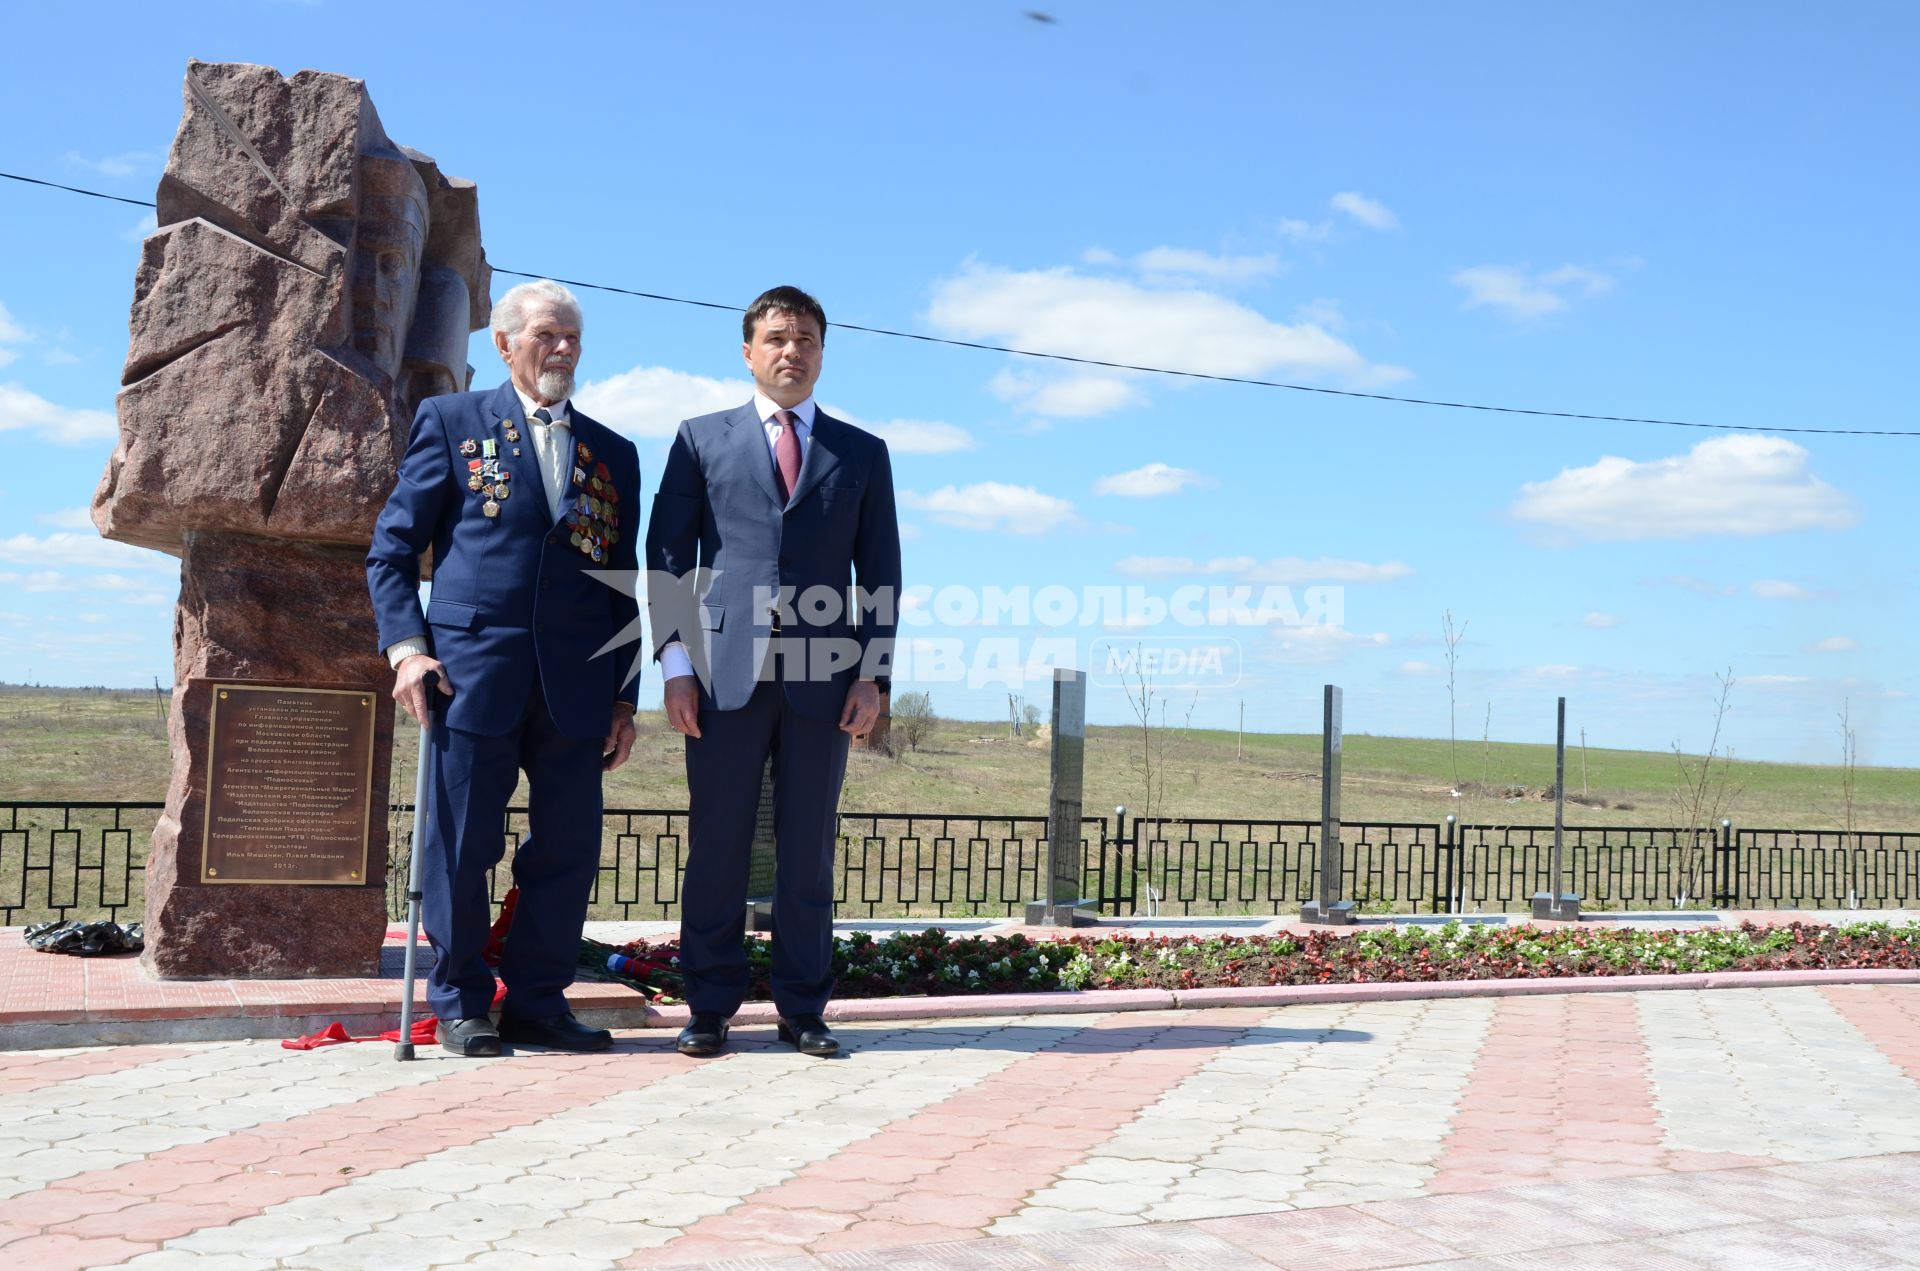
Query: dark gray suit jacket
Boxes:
[{"xmin": 645, "ymin": 403, "xmax": 900, "ymax": 721}]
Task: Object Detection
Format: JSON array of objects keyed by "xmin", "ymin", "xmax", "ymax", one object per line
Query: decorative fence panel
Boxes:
[{"xmin": 7, "ymin": 800, "xmax": 1920, "ymax": 925}]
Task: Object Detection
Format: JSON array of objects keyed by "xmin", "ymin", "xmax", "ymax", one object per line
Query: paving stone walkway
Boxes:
[{"xmin": 1, "ymin": 984, "xmax": 1918, "ymax": 1267}]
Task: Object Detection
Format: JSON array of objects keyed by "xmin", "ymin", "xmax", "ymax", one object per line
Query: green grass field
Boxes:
[{"xmin": 3, "ymin": 682, "xmax": 1913, "ymax": 831}]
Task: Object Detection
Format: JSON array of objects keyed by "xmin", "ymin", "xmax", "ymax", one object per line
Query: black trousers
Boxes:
[{"xmin": 678, "ymin": 680, "xmax": 850, "ymax": 1017}]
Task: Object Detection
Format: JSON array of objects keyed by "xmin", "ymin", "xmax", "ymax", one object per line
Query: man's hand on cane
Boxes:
[{"xmin": 393, "ymin": 653, "xmax": 455, "ymax": 726}]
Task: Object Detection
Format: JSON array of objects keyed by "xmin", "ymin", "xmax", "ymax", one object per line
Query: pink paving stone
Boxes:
[
  {"xmin": 626, "ymin": 1009, "xmax": 1268, "ymax": 1267},
  {"xmin": 56, "ymin": 1200, "xmax": 253, "ymax": 1243},
  {"xmin": 0, "ymin": 1045, "xmax": 695, "ymax": 1250},
  {"xmin": 0, "ymin": 1044, "xmax": 182, "ymax": 1096},
  {"xmin": 807, "ymin": 1220, "xmax": 987, "ymax": 1253},
  {"xmin": 626, "ymin": 1236, "xmax": 802, "ymax": 1267},
  {"xmin": 689, "ymin": 1206, "xmax": 852, "ymax": 1246},
  {"xmin": 1820, "ymin": 985, "xmax": 1920, "ymax": 1082},
  {"xmin": 752, "ymin": 1178, "xmax": 900, "ymax": 1215}
]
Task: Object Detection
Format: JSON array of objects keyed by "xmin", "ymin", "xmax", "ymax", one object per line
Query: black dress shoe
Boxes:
[
  {"xmin": 676, "ymin": 1012, "xmax": 729, "ymax": 1057},
  {"xmin": 437, "ymin": 1016, "xmax": 501, "ymax": 1058},
  {"xmin": 777, "ymin": 1014, "xmax": 841, "ymax": 1058},
  {"xmin": 497, "ymin": 1010, "xmax": 612, "ymax": 1052}
]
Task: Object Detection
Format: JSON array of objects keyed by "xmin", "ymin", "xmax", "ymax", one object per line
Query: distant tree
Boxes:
[
  {"xmin": 892, "ymin": 691, "xmax": 937, "ymax": 752},
  {"xmin": 1022, "ymin": 702, "xmax": 1042, "ymax": 730}
]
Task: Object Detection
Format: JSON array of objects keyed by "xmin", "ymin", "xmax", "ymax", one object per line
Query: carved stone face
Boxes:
[
  {"xmin": 399, "ymin": 262, "xmax": 472, "ymax": 419},
  {"xmin": 351, "ymin": 153, "xmax": 430, "ymax": 378}
]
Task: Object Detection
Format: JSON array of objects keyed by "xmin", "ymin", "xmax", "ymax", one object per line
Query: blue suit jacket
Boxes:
[
  {"xmin": 367, "ymin": 382, "xmax": 642, "ymax": 739},
  {"xmin": 645, "ymin": 403, "xmax": 900, "ymax": 721}
]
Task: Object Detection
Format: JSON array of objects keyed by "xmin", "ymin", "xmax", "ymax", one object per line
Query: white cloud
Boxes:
[
  {"xmin": 1746, "ymin": 674, "xmax": 1812, "ymax": 687},
  {"xmin": 1093, "ymin": 463, "xmax": 1210, "ymax": 497},
  {"xmin": 1451, "ymin": 263, "xmax": 1614, "ymax": 318},
  {"xmin": 574, "ymin": 365, "xmax": 750, "ymax": 439},
  {"xmin": 1271, "ymin": 624, "xmax": 1389, "ymax": 664},
  {"xmin": 825, "ymin": 407, "xmax": 974, "ymax": 454},
  {"xmin": 65, "ymin": 150, "xmax": 157, "ymax": 179},
  {"xmin": 0, "ymin": 301, "xmax": 26, "ymax": 366},
  {"xmin": 901, "ymin": 483, "xmax": 1076, "ymax": 534},
  {"xmin": 122, "ymin": 212, "xmax": 158, "ymax": 244},
  {"xmin": 1397, "ymin": 659, "xmax": 1437, "ymax": 675},
  {"xmin": 1275, "ymin": 218, "xmax": 1332, "ymax": 244},
  {"xmin": 1132, "ymin": 246, "xmax": 1281, "ymax": 284},
  {"xmin": 1293, "ymin": 298, "xmax": 1347, "ymax": 333},
  {"xmin": 1582, "ymin": 611, "xmax": 1622, "ymax": 629},
  {"xmin": 1651, "ymin": 575, "xmax": 1737, "ymax": 597},
  {"xmin": 1511, "ymin": 435, "xmax": 1857, "ymax": 542},
  {"xmin": 36, "ymin": 507, "xmax": 96, "ymax": 529},
  {"xmin": 0, "ymin": 570, "xmax": 72, "ymax": 593},
  {"xmin": 1805, "ymin": 636, "xmax": 1858, "ymax": 653},
  {"xmin": 988, "ymin": 368, "xmax": 1144, "ymax": 418},
  {"xmin": 1330, "ymin": 191, "xmax": 1397, "ymax": 230},
  {"xmin": 929, "ymin": 262, "xmax": 1393, "ymax": 407},
  {"xmin": 1532, "ymin": 664, "xmax": 1580, "ymax": 677},
  {"xmin": 1751, "ymin": 579, "xmax": 1812, "ymax": 600},
  {"xmin": 0, "ymin": 382, "xmax": 117, "ymax": 444},
  {"xmin": 0, "ymin": 532, "xmax": 175, "ymax": 572},
  {"xmin": 1112, "ymin": 555, "xmax": 1410, "ymax": 584}
]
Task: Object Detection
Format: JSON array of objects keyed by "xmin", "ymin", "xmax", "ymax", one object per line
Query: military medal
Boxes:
[
  {"xmin": 483, "ymin": 499, "xmax": 500, "ymax": 518},
  {"xmin": 460, "ymin": 438, "xmax": 478, "ymax": 456}
]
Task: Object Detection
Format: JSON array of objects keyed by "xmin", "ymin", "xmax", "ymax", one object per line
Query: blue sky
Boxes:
[{"xmin": 2, "ymin": 2, "xmax": 1914, "ymax": 766}]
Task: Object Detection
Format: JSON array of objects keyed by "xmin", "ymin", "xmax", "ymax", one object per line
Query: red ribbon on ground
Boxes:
[{"xmin": 284, "ymin": 890, "xmax": 521, "ymax": 1050}]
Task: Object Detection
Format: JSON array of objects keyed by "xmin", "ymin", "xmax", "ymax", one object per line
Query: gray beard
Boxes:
[{"xmin": 536, "ymin": 368, "xmax": 574, "ymax": 402}]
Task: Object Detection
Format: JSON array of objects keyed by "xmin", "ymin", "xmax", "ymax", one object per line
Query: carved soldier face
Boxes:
[{"xmin": 352, "ymin": 155, "xmax": 431, "ymax": 378}]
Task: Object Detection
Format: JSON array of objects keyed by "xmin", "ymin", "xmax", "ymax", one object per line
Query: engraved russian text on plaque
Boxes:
[{"xmin": 202, "ymin": 684, "xmax": 377, "ymax": 885}]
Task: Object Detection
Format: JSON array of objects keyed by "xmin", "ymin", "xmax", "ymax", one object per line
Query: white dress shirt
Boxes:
[
  {"xmin": 660, "ymin": 394, "xmax": 817, "ymax": 683},
  {"xmin": 516, "ymin": 386, "xmax": 575, "ymax": 524}
]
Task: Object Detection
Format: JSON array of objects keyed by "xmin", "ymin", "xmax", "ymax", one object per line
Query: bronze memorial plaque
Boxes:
[{"xmin": 202, "ymin": 684, "xmax": 377, "ymax": 885}]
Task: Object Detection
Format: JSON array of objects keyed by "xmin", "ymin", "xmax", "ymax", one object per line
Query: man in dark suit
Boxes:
[
  {"xmin": 367, "ymin": 279, "xmax": 641, "ymax": 1057},
  {"xmin": 646, "ymin": 285, "xmax": 901, "ymax": 1058}
]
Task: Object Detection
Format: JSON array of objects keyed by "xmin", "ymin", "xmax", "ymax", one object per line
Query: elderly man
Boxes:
[
  {"xmin": 647, "ymin": 285, "xmax": 901, "ymax": 1058},
  {"xmin": 367, "ymin": 279, "xmax": 641, "ymax": 1057}
]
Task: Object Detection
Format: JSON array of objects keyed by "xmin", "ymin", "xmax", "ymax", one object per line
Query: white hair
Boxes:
[{"xmin": 490, "ymin": 279, "xmax": 583, "ymax": 348}]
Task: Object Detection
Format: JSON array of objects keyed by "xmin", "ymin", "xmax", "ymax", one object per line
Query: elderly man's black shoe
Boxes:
[
  {"xmin": 498, "ymin": 1011, "xmax": 612, "ymax": 1052},
  {"xmin": 438, "ymin": 1016, "xmax": 501, "ymax": 1058},
  {"xmin": 777, "ymin": 1014, "xmax": 841, "ymax": 1057},
  {"xmin": 676, "ymin": 1012, "xmax": 729, "ymax": 1057}
]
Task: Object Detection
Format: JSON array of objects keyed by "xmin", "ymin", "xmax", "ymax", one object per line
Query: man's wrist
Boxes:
[{"xmin": 385, "ymin": 637, "xmax": 430, "ymax": 669}]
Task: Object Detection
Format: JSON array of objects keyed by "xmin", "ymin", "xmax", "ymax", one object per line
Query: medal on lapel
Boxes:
[{"xmin": 501, "ymin": 417, "xmax": 521, "ymax": 443}]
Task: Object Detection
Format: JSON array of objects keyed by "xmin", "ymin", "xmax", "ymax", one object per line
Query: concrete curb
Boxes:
[{"xmin": 591, "ymin": 968, "xmax": 1920, "ymax": 1034}]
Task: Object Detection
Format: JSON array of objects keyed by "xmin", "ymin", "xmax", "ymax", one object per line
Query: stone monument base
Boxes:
[{"xmin": 142, "ymin": 535, "xmax": 393, "ymax": 980}]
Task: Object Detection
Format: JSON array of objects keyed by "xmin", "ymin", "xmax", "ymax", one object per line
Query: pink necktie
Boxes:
[{"xmin": 774, "ymin": 409, "xmax": 802, "ymax": 503}]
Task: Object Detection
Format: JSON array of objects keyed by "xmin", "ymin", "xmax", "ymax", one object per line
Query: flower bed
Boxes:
[{"xmin": 587, "ymin": 920, "xmax": 1920, "ymax": 1004}]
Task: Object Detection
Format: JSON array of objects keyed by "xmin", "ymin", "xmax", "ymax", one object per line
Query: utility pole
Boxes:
[
  {"xmin": 1580, "ymin": 727, "xmax": 1588, "ymax": 797},
  {"xmin": 1237, "ymin": 700, "xmax": 1244, "ymax": 760}
]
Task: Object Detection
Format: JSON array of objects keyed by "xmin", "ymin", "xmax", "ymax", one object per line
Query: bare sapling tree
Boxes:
[
  {"xmin": 891, "ymin": 691, "xmax": 937, "ymax": 753},
  {"xmin": 1119, "ymin": 643, "xmax": 1167, "ymax": 828},
  {"xmin": 1671, "ymin": 668, "xmax": 1743, "ymax": 906},
  {"xmin": 1838, "ymin": 699, "xmax": 1860, "ymax": 905},
  {"xmin": 1442, "ymin": 610, "xmax": 1467, "ymax": 786}
]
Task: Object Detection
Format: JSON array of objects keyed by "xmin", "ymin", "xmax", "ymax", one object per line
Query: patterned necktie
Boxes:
[
  {"xmin": 773, "ymin": 409, "xmax": 802, "ymax": 504},
  {"xmin": 532, "ymin": 407, "xmax": 570, "ymax": 521}
]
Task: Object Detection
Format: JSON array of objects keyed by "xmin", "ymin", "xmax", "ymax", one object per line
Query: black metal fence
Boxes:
[{"xmin": 5, "ymin": 800, "xmax": 1919, "ymax": 924}]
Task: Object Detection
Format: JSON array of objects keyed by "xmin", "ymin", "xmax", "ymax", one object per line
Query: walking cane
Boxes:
[{"xmin": 395, "ymin": 671, "xmax": 439, "ymax": 1061}]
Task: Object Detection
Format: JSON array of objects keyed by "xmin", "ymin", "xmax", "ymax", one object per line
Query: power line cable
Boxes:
[{"xmin": 9, "ymin": 169, "xmax": 1915, "ymax": 437}]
